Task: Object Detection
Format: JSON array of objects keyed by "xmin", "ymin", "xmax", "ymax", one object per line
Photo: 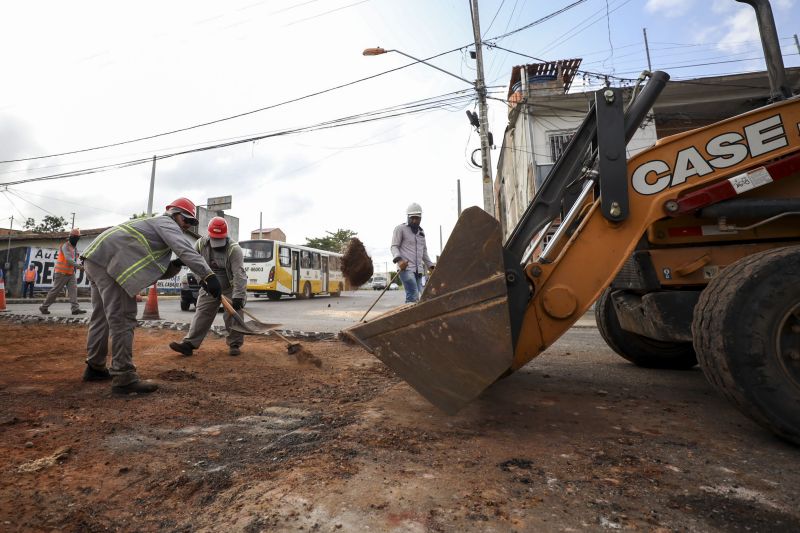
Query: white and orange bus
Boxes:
[{"xmin": 240, "ymin": 240, "xmax": 345, "ymax": 300}]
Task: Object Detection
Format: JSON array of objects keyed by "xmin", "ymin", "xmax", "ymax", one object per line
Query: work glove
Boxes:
[
  {"xmin": 170, "ymin": 258, "xmax": 184, "ymax": 268},
  {"xmin": 397, "ymin": 259, "xmax": 409, "ymax": 271},
  {"xmin": 429, "ymin": 264, "xmax": 436, "ymax": 272},
  {"xmin": 232, "ymin": 298, "xmax": 244, "ymax": 310},
  {"xmin": 200, "ymin": 273, "xmax": 222, "ymax": 299}
]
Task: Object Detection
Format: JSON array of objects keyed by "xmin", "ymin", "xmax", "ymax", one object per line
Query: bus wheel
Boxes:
[
  {"xmin": 297, "ymin": 282, "xmax": 311, "ymax": 300},
  {"xmin": 267, "ymin": 291, "xmax": 282, "ymax": 301},
  {"xmin": 693, "ymin": 246, "xmax": 800, "ymax": 445}
]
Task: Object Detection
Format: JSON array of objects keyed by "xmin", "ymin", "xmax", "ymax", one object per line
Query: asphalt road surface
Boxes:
[
  {"xmin": 4, "ymin": 290, "xmax": 408, "ymax": 333},
  {"xmin": 6, "ymin": 289, "xmax": 598, "ymax": 333}
]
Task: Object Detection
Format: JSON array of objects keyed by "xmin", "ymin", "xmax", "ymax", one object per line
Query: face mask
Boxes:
[
  {"xmin": 69, "ymin": 236, "xmax": 80, "ymax": 246},
  {"xmin": 407, "ymin": 217, "xmax": 420, "ymax": 232}
]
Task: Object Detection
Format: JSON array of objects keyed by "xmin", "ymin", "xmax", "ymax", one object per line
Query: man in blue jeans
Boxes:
[{"xmin": 391, "ymin": 202, "xmax": 435, "ymax": 303}]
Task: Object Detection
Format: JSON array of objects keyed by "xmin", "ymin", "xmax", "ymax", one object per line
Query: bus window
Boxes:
[
  {"xmin": 240, "ymin": 240, "xmax": 274, "ymax": 262},
  {"xmin": 312, "ymin": 253, "xmax": 321, "ymax": 270},
  {"xmin": 279, "ymin": 246, "xmax": 291, "ymax": 267},
  {"xmin": 300, "ymin": 250, "xmax": 311, "ymax": 269}
]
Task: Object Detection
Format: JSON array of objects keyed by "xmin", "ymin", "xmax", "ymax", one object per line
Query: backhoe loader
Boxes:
[{"xmin": 343, "ymin": 0, "xmax": 800, "ymax": 444}]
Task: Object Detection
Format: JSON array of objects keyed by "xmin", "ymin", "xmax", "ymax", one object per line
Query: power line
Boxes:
[
  {"xmin": 0, "ymin": 46, "xmax": 468, "ymax": 165},
  {"xmin": 487, "ymin": 0, "xmax": 589, "ymax": 41},
  {"xmin": 1, "ymin": 89, "xmax": 483, "ymax": 187},
  {"xmin": 283, "ymin": 0, "xmax": 370, "ymax": 27},
  {"xmin": 2, "ymin": 1, "xmax": 588, "ymax": 166},
  {"xmin": 613, "ymin": 53, "xmax": 800, "ymax": 75},
  {"xmin": 5, "ymin": 189, "xmax": 57, "ymax": 217}
]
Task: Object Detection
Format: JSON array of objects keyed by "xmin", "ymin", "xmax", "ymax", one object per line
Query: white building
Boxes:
[
  {"xmin": 494, "ymin": 62, "xmax": 800, "ymax": 242},
  {"xmin": 495, "ymin": 59, "xmax": 657, "ymax": 239}
]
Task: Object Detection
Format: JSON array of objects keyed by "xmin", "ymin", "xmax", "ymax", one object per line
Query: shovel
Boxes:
[{"xmin": 220, "ymin": 295, "xmax": 302, "ymax": 355}]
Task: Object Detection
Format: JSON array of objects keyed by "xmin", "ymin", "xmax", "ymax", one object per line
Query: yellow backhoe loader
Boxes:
[{"xmin": 344, "ymin": 0, "xmax": 800, "ymax": 444}]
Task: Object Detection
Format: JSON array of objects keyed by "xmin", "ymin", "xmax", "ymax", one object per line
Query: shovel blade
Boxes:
[{"xmin": 342, "ymin": 207, "xmax": 515, "ymax": 414}]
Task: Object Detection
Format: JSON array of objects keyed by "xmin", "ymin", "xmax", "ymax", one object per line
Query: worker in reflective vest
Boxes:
[
  {"xmin": 169, "ymin": 216, "xmax": 247, "ymax": 357},
  {"xmin": 40, "ymin": 228, "xmax": 86, "ymax": 315},
  {"xmin": 23, "ymin": 264, "xmax": 37, "ymax": 298},
  {"xmin": 80, "ymin": 198, "xmax": 220, "ymax": 395}
]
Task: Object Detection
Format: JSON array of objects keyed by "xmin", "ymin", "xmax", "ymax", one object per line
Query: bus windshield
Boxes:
[{"xmin": 240, "ymin": 240, "xmax": 274, "ymax": 262}]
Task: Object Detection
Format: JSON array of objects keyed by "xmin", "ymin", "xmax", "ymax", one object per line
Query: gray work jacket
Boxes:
[
  {"xmin": 82, "ymin": 215, "xmax": 214, "ymax": 297},
  {"xmin": 195, "ymin": 236, "xmax": 247, "ymax": 300},
  {"xmin": 391, "ymin": 223, "xmax": 434, "ymax": 274}
]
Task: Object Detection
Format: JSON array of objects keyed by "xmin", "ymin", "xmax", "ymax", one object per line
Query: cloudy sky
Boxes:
[{"xmin": 1, "ymin": 0, "xmax": 798, "ymax": 272}]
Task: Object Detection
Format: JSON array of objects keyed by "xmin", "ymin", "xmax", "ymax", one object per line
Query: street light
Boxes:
[{"xmin": 362, "ymin": 46, "xmax": 495, "ymax": 215}]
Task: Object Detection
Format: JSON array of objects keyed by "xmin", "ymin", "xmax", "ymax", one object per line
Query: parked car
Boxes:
[
  {"xmin": 371, "ymin": 275, "xmax": 388, "ymax": 290},
  {"xmin": 180, "ymin": 272, "xmax": 200, "ymax": 311}
]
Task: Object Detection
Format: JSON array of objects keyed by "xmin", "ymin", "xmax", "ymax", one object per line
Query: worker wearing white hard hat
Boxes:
[{"xmin": 390, "ymin": 203, "xmax": 435, "ymax": 303}]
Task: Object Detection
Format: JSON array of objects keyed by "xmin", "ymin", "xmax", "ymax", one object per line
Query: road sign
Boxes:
[{"xmin": 207, "ymin": 195, "xmax": 232, "ymax": 211}]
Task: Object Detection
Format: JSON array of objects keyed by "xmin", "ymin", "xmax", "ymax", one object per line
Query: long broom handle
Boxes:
[{"xmin": 358, "ymin": 270, "xmax": 401, "ymax": 323}]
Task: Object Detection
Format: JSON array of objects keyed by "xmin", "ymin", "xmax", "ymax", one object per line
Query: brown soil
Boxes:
[
  {"xmin": 341, "ymin": 238, "xmax": 373, "ymax": 288},
  {"xmin": 1, "ymin": 323, "xmax": 799, "ymax": 532}
]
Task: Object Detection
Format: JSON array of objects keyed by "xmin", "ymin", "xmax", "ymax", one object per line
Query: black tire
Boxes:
[
  {"xmin": 267, "ymin": 291, "xmax": 282, "ymax": 301},
  {"xmin": 180, "ymin": 300, "xmax": 190, "ymax": 311},
  {"xmin": 693, "ymin": 246, "xmax": 800, "ymax": 445},
  {"xmin": 296, "ymin": 282, "xmax": 311, "ymax": 300},
  {"xmin": 330, "ymin": 283, "xmax": 342, "ymax": 297},
  {"xmin": 595, "ymin": 288, "xmax": 697, "ymax": 370}
]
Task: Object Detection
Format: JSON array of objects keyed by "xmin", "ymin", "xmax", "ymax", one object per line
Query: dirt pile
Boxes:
[{"xmin": 341, "ymin": 237, "xmax": 373, "ymax": 287}]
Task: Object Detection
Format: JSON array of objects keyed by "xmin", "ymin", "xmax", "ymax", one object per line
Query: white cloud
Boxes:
[
  {"xmin": 717, "ymin": 9, "xmax": 760, "ymax": 53},
  {"xmin": 644, "ymin": 0, "xmax": 693, "ymax": 18}
]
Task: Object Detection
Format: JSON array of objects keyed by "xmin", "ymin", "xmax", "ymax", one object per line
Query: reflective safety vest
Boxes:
[
  {"xmin": 24, "ymin": 269, "xmax": 36, "ymax": 282},
  {"xmin": 54, "ymin": 242, "xmax": 78, "ymax": 275}
]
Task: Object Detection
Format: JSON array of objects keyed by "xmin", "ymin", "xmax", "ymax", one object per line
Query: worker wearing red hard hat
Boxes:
[
  {"xmin": 39, "ymin": 227, "xmax": 87, "ymax": 315},
  {"xmin": 170, "ymin": 216, "xmax": 247, "ymax": 357},
  {"xmin": 80, "ymin": 198, "xmax": 220, "ymax": 395}
]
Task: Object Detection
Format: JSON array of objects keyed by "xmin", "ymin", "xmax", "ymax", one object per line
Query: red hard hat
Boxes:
[
  {"xmin": 165, "ymin": 197, "xmax": 198, "ymax": 223},
  {"xmin": 207, "ymin": 216, "xmax": 228, "ymax": 239}
]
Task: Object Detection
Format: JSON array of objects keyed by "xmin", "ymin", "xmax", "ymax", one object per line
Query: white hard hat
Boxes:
[{"xmin": 406, "ymin": 203, "xmax": 423, "ymax": 216}]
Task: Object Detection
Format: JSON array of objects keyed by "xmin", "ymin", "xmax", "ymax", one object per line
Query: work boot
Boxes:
[
  {"xmin": 112, "ymin": 380, "xmax": 158, "ymax": 395},
  {"xmin": 169, "ymin": 341, "xmax": 194, "ymax": 357},
  {"xmin": 72, "ymin": 309, "xmax": 87, "ymax": 315},
  {"xmin": 39, "ymin": 306, "xmax": 50, "ymax": 315},
  {"xmin": 82, "ymin": 364, "xmax": 112, "ymax": 382},
  {"xmin": 229, "ymin": 346, "xmax": 241, "ymax": 356}
]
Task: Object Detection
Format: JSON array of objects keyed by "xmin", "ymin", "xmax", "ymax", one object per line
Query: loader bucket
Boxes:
[{"xmin": 342, "ymin": 207, "xmax": 519, "ymax": 414}]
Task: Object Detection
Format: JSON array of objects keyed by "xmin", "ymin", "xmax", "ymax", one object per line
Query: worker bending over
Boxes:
[
  {"xmin": 80, "ymin": 198, "xmax": 221, "ymax": 394},
  {"xmin": 170, "ymin": 216, "xmax": 247, "ymax": 357}
]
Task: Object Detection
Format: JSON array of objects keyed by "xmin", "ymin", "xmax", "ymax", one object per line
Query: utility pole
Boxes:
[
  {"xmin": 643, "ymin": 28, "xmax": 653, "ymax": 71},
  {"xmin": 146, "ymin": 155, "xmax": 156, "ymax": 216},
  {"xmin": 259, "ymin": 212, "xmax": 263, "ymax": 239},
  {"xmin": 469, "ymin": 0, "xmax": 495, "ymax": 216},
  {"xmin": 457, "ymin": 179, "xmax": 462, "ymax": 217},
  {"xmin": 794, "ymin": 34, "xmax": 800, "ymax": 55},
  {"xmin": 5, "ymin": 215, "xmax": 12, "ymax": 270},
  {"xmin": 70, "ymin": 212, "xmax": 75, "ymax": 230},
  {"xmin": 439, "ymin": 225, "xmax": 443, "ymax": 255}
]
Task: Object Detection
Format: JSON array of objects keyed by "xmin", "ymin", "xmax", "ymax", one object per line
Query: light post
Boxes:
[{"xmin": 363, "ymin": 47, "xmax": 495, "ymax": 215}]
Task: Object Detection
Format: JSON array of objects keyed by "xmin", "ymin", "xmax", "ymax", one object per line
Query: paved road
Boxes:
[{"xmin": 4, "ymin": 289, "xmax": 596, "ymax": 333}]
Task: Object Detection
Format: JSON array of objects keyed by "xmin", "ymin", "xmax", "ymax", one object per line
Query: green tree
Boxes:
[
  {"xmin": 24, "ymin": 215, "xmax": 68, "ymax": 233},
  {"xmin": 305, "ymin": 229, "xmax": 358, "ymax": 252},
  {"xmin": 130, "ymin": 212, "xmax": 148, "ymax": 220}
]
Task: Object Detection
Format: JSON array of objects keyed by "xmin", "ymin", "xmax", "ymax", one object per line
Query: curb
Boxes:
[{"xmin": 0, "ymin": 313, "xmax": 333, "ymax": 340}]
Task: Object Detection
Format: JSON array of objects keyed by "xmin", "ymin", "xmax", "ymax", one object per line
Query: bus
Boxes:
[{"xmin": 240, "ymin": 239, "xmax": 345, "ymax": 300}]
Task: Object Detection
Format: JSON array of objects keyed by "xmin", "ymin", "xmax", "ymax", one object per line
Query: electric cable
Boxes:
[{"xmin": 0, "ymin": 45, "xmax": 469, "ymax": 165}]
